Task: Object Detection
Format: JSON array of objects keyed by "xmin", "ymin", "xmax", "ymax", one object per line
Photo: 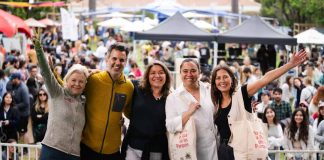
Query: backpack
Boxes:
[{"xmin": 306, "ymin": 87, "xmax": 316, "ymax": 104}]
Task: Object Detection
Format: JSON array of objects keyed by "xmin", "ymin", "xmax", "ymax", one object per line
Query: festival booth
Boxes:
[
  {"xmin": 215, "ymin": 16, "xmax": 296, "ymax": 45},
  {"xmin": 294, "ymin": 28, "xmax": 324, "ymax": 44},
  {"xmin": 134, "ymin": 12, "xmax": 217, "ymax": 88},
  {"xmin": 215, "ymin": 16, "xmax": 297, "ymax": 76}
]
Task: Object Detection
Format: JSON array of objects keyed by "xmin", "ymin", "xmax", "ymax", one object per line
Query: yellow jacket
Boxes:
[{"xmin": 82, "ymin": 71, "xmax": 134, "ymax": 154}]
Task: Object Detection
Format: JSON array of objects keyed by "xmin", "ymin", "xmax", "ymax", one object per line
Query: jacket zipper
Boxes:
[{"xmin": 99, "ymin": 81, "xmax": 114, "ymax": 153}]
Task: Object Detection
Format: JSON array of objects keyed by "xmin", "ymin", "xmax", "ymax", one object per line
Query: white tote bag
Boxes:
[
  {"xmin": 167, "ymin": 117, "xmax": 197, "ymax": 160},
  {"xmin": 229, "ymin": 91, "xmax": 268, "ymax": 160}
]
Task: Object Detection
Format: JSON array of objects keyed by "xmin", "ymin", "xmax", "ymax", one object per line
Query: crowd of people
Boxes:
[{"xmin": 0, "ymin": 26, "xmax": 322, "ymax": 160}]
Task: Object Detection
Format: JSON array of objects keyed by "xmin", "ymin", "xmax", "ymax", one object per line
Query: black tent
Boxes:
[
  {"xmin": 134, "ymin": 12, "xmax": 216, "ymax": 41},
  {"xmin": 216, "ymin": 16, "xmax": 297, "ymax": 45}
]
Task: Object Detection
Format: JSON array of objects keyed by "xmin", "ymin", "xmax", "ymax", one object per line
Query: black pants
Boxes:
[
  {"xmin": 80, "ymin": 143, "xmax": 122, "ymax": 160},
  {"xmin": 218, "ymin": 143, "xmax": 235, "ymax": 160}
]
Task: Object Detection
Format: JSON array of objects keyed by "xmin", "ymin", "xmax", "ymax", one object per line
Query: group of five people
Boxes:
[{"xmin": 33, "ymin": 36, "xmax": 307, "ymax": 160}]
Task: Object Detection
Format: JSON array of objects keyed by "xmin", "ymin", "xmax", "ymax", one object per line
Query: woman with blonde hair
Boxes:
[
  {"xmin": 34, "ymin": 38, "xmax": 89, "ymax": 160},
  {"xmin": 31, "ymin": 88, "xmax": 49, "ymax": 143}
]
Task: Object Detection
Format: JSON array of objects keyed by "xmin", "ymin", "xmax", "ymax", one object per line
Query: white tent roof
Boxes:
[
  {"xmin": 97, "ymin": 12, "xmax": 141, "ymax": 18},
  {"xmin": 25, "ymin": 18, "xmax": 46, "ymax": 28},
  {"xmin": 120, "ymin": 20, "xmax": 154, "ymax": 32},
  {"xmin": 294, "ymin": 28, "xmax": 324, "ymax": 44},
  {"xmin": 183, "ymin": 12, "xmax": 213, "ymax": 18},
  {"xmin": 98, "ymin": 17, "xmax": 132, "ymax": 28},
  {"xmin": 190, "ymin": 19, "xmax": 217, "ymax": 30}
]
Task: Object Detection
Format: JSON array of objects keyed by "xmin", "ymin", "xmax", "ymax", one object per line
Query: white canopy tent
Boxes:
[
  {"xmin": 294, "ymin": 28, "xmax": 324, "ymax": 44},
  {"xmin": 190, "ymin": 19, "xmax": 217, "ymax": 30},
  {"xmin": 183, "ymin": 12, "xmax": 213, "ymax": 18},
  {"xmin": 120, "ymin": 20, "xmax": 154, "ymax": 32},
  {"xmin": 25, "ymin": 18, "xmax": 46, "ymax": 28},
  {"xmin": 96, "ymin": 12, "xmax": 141, "ymax": 18},
  {"xmin": 98, "ymin": 17, "xmax": 132, "ymax": 28}
]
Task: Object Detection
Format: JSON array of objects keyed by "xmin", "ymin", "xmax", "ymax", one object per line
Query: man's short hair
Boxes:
[
  {"xmin": 29, "ymin": 65, "xmax": 38, "ymax": 72},
  {"xmin": 273, "ymin": 87, "xmax": 282, "ymax": 94},
  {"xmin": 107, "ymin": 43, "xmax": 129, "ymax": 57}
]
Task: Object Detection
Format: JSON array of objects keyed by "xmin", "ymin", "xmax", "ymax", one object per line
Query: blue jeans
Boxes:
[{"xmin": 40, "ymin": 144, "xmax": 80, "ymax": 160}]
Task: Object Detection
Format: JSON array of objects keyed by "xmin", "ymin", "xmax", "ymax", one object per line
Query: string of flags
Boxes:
[{"xmin": 0, "ymin": 1, "xmax": 65, "ymax": 8}]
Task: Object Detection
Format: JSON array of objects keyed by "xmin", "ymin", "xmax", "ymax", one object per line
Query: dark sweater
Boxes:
[
  {"xmin": 122, "ymin": 82, "xmax": 169, "ymax": 159},
  {"xmin": 129, "ymin": 85, "xmax": 167, "ymax": 151}
]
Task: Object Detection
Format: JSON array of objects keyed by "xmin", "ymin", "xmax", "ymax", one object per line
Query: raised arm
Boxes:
[
  {"xmin": 247, "ymin": 50, "xmax": 307, "ymax": 97},
  {"xmin": 34, "ymin": 38, "xmax": 62, "ymax": 98}
]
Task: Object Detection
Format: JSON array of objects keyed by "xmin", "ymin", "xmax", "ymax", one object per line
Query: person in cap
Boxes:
[
  {"xmin": 6, "ymin": 72, "xmax": 31, "ymax": 145},
  {"xmin": 299, "ymin": 101, "xmax": 314, "ymax": 125},
  {"xmin": 313, "ymin": 101, "xmax": 324, "ymax": 131}
]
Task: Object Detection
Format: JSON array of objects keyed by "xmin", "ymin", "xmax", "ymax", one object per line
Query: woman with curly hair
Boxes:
[{"xmin": 283, "ymin": 108, "xmax": 315, "ymax": 160}]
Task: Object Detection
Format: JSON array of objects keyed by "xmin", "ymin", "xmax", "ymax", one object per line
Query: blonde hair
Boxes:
[
  {"xmin": 35, "ymin": 88, "xmax": 49, "ymax": 113},
  {"xmin": 63, "ymin": 64, "xmax": 89, "ymax": 84}
]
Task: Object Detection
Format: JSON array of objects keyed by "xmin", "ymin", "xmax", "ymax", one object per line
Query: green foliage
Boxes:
[
  {"xmin": 260, "ymin": 0, "xmax": 324, "ymax": 26},
  {"xmin": 0, "ymin": 0, "xmax": 68, "ymax": 20}
]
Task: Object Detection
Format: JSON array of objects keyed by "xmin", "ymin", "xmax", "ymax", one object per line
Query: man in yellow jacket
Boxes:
[{"xmin": 81, "ymin": 43, "xmax": 134, "ymax": 160}]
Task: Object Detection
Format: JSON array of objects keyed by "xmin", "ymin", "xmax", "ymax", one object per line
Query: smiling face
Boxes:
[
  {"xmin": 4, "ymin": 93, "xmax": 12, "ymax": 106},
  {"xmin": 265, "ymin": 108, "xmax": 275, "ymax": 123},
  {"xmin": 294, "ymin": 78, "xmax": 301, "ymax": 87},
  {"xmin": 106, "ymin": 49, "xmax": 127, "ymax": 79},
  {"xmin": 319, "ymin": 107, "xmax": 324, "ymax": 117},
  {"xmin": 215, "ymin": 69, "xmax": 232, "ymax": 94},
  {"xmin": 294, "ymin": 111, "xmax": 304, "ymax": 126},
  {"xmin": 180, "ymin": 61, "xmax": 199, "ymax": 86},
  {"xmin": 149, "ymin": 65, "xmax": 166, "ymax": 89},
  {"xmin": 65, "ymin": 72, "xmax": 87, "ymax": 96}
]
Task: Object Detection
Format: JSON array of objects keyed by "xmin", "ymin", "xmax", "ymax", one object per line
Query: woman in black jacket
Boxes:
[
  {"xmin": 0, "ymin": 92, "xmax": 19, "ymax": 142},
  {"xmin": 31, "ymin": 88, "xmax": 49, "ymax": 143}
]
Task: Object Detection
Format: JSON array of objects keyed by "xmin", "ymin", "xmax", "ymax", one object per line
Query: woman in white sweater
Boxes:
[
  {"xmin": 262, "ymin": 106, "xmax": 283, "ymax": 160},
  {"xmin": 283, "ymin": 108, "xmax": 315, "ymax": 160}
]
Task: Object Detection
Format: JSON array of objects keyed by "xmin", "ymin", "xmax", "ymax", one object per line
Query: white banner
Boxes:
[{"xmin": 60, "ymin": 8, "xmax": 78, "ymax": 41}]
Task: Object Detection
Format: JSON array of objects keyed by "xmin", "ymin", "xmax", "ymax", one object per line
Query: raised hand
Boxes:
[{"xmin": 289, "ymin": 49, "xmax": 307, "ymax": 67}]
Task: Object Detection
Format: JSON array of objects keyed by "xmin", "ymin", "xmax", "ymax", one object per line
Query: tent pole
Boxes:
[
  {"xmin": 213, "ymin": 41, "xmax": 218, "ymax": 68},
  {"xmin": 133, "ymin": 39, "xmax": 136, "ymax": 60}
]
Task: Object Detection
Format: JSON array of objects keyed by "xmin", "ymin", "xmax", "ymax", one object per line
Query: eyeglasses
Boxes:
[{"xmin": 39, "ymin": 93, "xmax": 47, "ymax": 96}]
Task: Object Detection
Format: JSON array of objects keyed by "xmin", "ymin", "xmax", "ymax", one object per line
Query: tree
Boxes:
[
  {"xmin": 0, "ymin": 0, "xmax": 68, "ymax": 20},
  {"xmin": 258, "ymin": 0, "xmax": 324, "ymax": 27}
]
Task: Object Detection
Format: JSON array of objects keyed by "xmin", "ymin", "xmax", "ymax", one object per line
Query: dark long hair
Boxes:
[
  {"xmin": 287, "ymin": 108, "xmax": 309, "ymax": 143},
  {"xmin": 139, "ymin": 61, "xmax": 172, "ymax": 98},
  {"xmin": 262, "ymin": 106, "xmax": 278, "ymax": 127},
  {"xmin": 0, "ymin": 92, "xmax": 15, "ymax": 110},
  {"xmin": 317, "ymin": 106, "xmax": 324, "ymax": 127},
  {"xmin": 210, "ymin": 65, "xmax": 238, "ymax": 111}
]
